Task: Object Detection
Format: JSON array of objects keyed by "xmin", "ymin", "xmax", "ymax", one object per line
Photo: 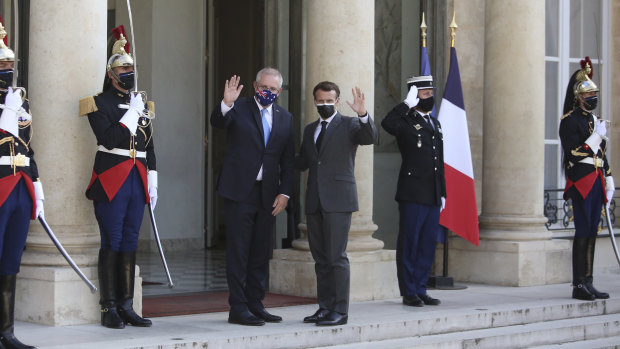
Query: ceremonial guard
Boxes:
[
  {"xmin": 0, "ymin": 22, "xmax": 41, "ymax": 349},
  {"xmin": 381, "ymin": 75, "xmax": 445, "ymax": 307},
  {"xmin": 79, "ymin": 26, "xmax": 156, "ymax": 328},
  {"xmin": 559, "ymin": 58, "xmax": 614, "ymax": 301}
]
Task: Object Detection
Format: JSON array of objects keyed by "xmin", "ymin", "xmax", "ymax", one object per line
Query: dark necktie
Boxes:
[
  {"xmin": 315, "ymin": 121, "xmax": 328, "ymax": 151},
  {"xmin": 424, "ymin": 114, "xmax": 434, "ymax": 130}
]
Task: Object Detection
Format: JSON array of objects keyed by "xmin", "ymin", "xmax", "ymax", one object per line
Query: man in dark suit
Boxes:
[
  {"xmin": 211, "ymin": 68, "xmax": 294, "ymax": 326},
  {"xmin": 297, "ymin": 81, "xmax": 377, "ymax": 326},
  {"xmin": 381, "ymin": 75, "xmax": 445, "ymax": 308}
]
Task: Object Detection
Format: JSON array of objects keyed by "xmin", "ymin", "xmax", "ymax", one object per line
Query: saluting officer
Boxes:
[
  {"xmin": 79, "ymin": 26, "xmax": 156, "ymax": 329},
  {"xmin": 559, "ymin": 58, "xmax": 614, "ymax": 301},
  {"xmin": 0, "ymin": 22, "xmax": 42, "ymax": 349},
  {"xmin": 381, "ymin": 75, "xmax": 445, "ymax": 308}
]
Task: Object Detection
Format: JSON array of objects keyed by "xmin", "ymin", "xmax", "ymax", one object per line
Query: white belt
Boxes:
[
  {"xmin": 97, "ymin": 145, "xmax": 146, "ymax": 159},
  {"xmin": 0, "ymin": 155, "xmax": 30, "ymax": 167},
  {"xmin": 579, "ymin": 157, "xmax": 604, "ymax": 168}
]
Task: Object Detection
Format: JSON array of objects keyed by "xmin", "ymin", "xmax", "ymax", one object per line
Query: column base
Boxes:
[
  {"xmin": 15, "ymin": 264, "xmax": 143, "ymax": 326},
  {"xmin": 441, "ymin": 238, "xmax": 571, "ymax": 286},
  {"xmin": 269, "ymin": 248, "xmax": 399, "ymax": 301}
]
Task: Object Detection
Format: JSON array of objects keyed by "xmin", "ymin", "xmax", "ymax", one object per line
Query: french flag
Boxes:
[{"xmin": 437, "ymin": 47, "xmax": 479, "ymax": 246}]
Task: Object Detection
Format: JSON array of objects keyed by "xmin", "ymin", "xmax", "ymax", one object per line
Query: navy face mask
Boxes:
[
  {"xmin": 584, "ymin": 95, "xmax": 598, "ymax": 111},
  {"xmin": 417, "ymin": 96, "xmax": 435, "ymax": 112},
  {"xmin": 0, "ymin": 69, "xmax": 14, "ymax": 89},
  {"xmin": 118, "ymin": 71, "xmax": 135, "ymax": 90}
]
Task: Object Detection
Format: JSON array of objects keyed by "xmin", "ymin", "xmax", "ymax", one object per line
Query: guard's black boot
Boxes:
[
  {"xmin": 99, "ymin": 249, "xmax": 125, "ymax": 329},
  {"xmin": 585, "ymin": 237, "xmax": 609, "ymax": 299},
  {"xmin": 117, "ymin": 251, "xmax": 151, "ymax": 327},
  {"xmin": 572, "ymin": 238, "xmax": 595, "ymax": 301},
  {"xmin": 0, "ymin": 274, "xmax": 36, "ymax": 349}
]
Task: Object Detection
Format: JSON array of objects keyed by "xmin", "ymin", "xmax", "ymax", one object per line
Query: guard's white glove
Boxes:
[
  {"xmin": 585, "ymin": 120, "xmax": 608, "ymax": 153},
  {"xmin": 594, "ymin": 120, "xmax": 607, "ymax": 138},
  {"xmin": 606, "ymin": 176, "xmax": 615, "ymax": 203},
  {"xmin": 33, "ymin": 181, "xmax": 45, "ymax": 218},
  {"xmin": 440, "ymin": 197, "xmax": 446, "ymax": 212},
  {"xmin": 0, "ymin": 87, "xmax": 22, "ymax": 137},
  {"xmin": 404, "ymin": 85, "xmax": 419, "ymax": 109},
  {"xmin": 148, "ymin": 170, "xmax": 158, "ymax": 209},
  {"xmin": 119, "ymin": 93, "xmax": 144, "ymax": 135}
]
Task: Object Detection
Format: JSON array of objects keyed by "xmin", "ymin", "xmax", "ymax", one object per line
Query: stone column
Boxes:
[
  {"xmin": 15, "ymin": 0, "xmax": 121, "ymax": 325},
  {"xmin": 270, "ymin": 0, "xmax": 398, "ymax": 301},
  {"xmin": 447, "ymin": 0, "xmax": 570, "ymax": 286}
]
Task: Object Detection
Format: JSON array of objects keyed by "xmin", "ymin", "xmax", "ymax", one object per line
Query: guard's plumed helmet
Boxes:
[
  {"xmin": 106, "ymin": 30, "xmax": 134, "ymax": 72},
  {"xmin": 406, "ymin": 75, "xmax": 433, "ymax": 91},
  {"xmin": 0, "ymin": 22, "xmax": 15, "ymax": 62},
  {"xmin": 562, "ymin": 57, "xmax": 599, "ymax": 114}
]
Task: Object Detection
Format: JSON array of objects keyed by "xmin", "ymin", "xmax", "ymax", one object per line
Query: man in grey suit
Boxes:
[{"xmin": 296, "ymin": 81, "xmax": 377, "ymax": 326}]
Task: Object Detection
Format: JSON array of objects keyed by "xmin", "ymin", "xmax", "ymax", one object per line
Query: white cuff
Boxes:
[
  {"xmin": 148, "ymin": 170, "xmax": 158, "ymax": 189},
  {"xmin": 119, "ymin": 109, "xmax": 140, "ymax": 135},
  {"xmin": 34, "ymin": 181, "xmax": 44, "ymax": 201},
  {"xmin": 606, "ymin": 176, "xmax": 615, "ymax": 192},
  {"xmin": 221, "ymin": 100, "xmax": 234, "ymax": 116},
  {"xmin": 584, "ymin": 132, "xmax": 603, "ymax": 154},
  {"xmin": 358, "ymin": 113, "xmax": 369, "ymax": 123}
]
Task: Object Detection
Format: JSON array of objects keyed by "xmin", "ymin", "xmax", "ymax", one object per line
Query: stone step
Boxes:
[
  {"xmin": 310, "ymin": 314, "xmax": 620, "ymax": 349},
  {"xmin": 40, "ymin": 298, "xmax": 620, "ymax": 349},
  {"xmin": 531, "ymin": 336, "xmax": 620, "ymax": 348}
]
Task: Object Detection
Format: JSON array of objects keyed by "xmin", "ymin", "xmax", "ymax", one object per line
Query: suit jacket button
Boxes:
[
  {"xmin": 434, "ymin": 167, "xmax": 437, "ymax": 171},
  {"xmin": 433, "ymin": 146, "xmax": 436, "ymax": 149},
  {"xmin": 408, "ymin": 172, "xmax": 411, "ymax": 175}
]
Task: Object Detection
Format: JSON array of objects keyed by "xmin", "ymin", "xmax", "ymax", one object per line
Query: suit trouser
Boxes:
[
  {"xmin": 307, "ymin": 208, "xmax": 351, "ymax": 314},
  {"xmin": 224, "ymin": 182, "xmax": 275, "ymax": 313},
  {"xmin": 0, "ymin": 179, "xmax": 32, "ymax": 275},
  {"xmin": 396, "ymin": 201, "xmax": 440, "ymax": 297}
]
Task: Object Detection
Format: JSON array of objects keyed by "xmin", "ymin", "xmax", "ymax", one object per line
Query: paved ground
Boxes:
[{"xmin": 15, "ymin": 271, "xmax": 620, "ymax": 349}]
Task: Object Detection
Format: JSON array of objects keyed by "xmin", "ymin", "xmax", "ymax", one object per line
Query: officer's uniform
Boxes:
[
  {"xmin": 80, "ymin": 27, "xmax": 155, "ymax": 329},
  {"xmin": 382, "ymin": 79, "xmax": 445, "ymax": 301},
  {"xmin": 559, "ymin": 59, "xmax": 613, "ymax": 301}
]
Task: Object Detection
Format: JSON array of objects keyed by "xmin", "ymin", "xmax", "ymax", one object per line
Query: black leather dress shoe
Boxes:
[
  {"xmin": 228, "ymin": 310, "xmax": 265, "ymax": 326},
  {"xmin": 418, "ymin": 294, "xmax": 441, "ymax": 305},
  {"xmin": 303, "ymin": 308, "xmax": 329, "ymax": 323},
  {"xmin": 402, "ymin": 295, "xmax": 424, "ymax": 307},
  {"xmin": 250, "ymin": 308, "xmax": 282, "ymax": 322},
  {"xmin": 316, "ymin": 311, "xmax": 347, "ymax": 326}
]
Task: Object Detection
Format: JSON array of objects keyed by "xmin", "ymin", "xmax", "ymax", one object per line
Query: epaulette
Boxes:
[
  {"xmin": 78, "ymin": 95, "xmax": 100, "ymax": 117},
  {"xmin": 147, "ymin": 100, "xmax": 155, "ymax": 113}
]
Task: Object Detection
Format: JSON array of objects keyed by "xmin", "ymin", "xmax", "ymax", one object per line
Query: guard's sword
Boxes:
[
  {"xmin": 38, "ymin": 217, "xmax": 98, "ymax": 293},
  {"xmin": 604, "ymin": 203, "xmax": 620, "ymax": 267},
  {"xmin": 9, "ymin": 0, "xmax": 25, "ymax": 101},
  {"xmin": 148, "ymin": 203, "xmax": 174, "ymax": 287}
]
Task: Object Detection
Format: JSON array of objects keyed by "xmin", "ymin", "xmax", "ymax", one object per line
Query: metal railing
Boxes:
[{"xmin": 544, "ymin": 188, "xmax": 617, "ymax": 231}]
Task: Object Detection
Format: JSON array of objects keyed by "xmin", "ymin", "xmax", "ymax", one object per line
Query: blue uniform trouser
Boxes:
[
  {"xmin": 94, "ymin": 168, "xmax": 145, "ymax": 252},
  {"xmin": 0, "ymin": 179, "xmax": 32, "ymax": 275},
  {"xmin": 396, "ymin": 201, "xmax": 440, "ymax": 297},
  {"xmin": 572, "ymin": 176, "xmax": 604, "ymax": 238}
]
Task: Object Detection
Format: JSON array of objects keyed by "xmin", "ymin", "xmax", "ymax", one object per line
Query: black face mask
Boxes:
[
  {"xmin": 317, "ymin": 104, "xmax": 335, "ymax": 119},
  {"xmin": 118, "ymin": 71, "xmax": 135, "ymax": 90},
  {"xmin": 584, "ymin": 96, "xmax": 598, "ymax": 111},
  {"xmin": 0, "ymin": 69, "xmax": 14, "ymax": 89},
  {"xmin": 417, "ymin": 96, "xmax": 434, "ymax": 112}
]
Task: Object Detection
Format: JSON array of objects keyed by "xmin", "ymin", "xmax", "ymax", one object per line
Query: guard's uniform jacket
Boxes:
[
  {"xmin": 0, "ymin": 100, "xmax": 37, "ymax": 219},
  {"xmin": 559, "ymin": 107, "xmax": 611, "ymax": 201},
  {"xmin": 381, "ymin": 102, "xmax": 446, "ymax": 206},
  {"xmin": 79, "ymin": 87, "xmax": 155, "ymax": 203}
]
